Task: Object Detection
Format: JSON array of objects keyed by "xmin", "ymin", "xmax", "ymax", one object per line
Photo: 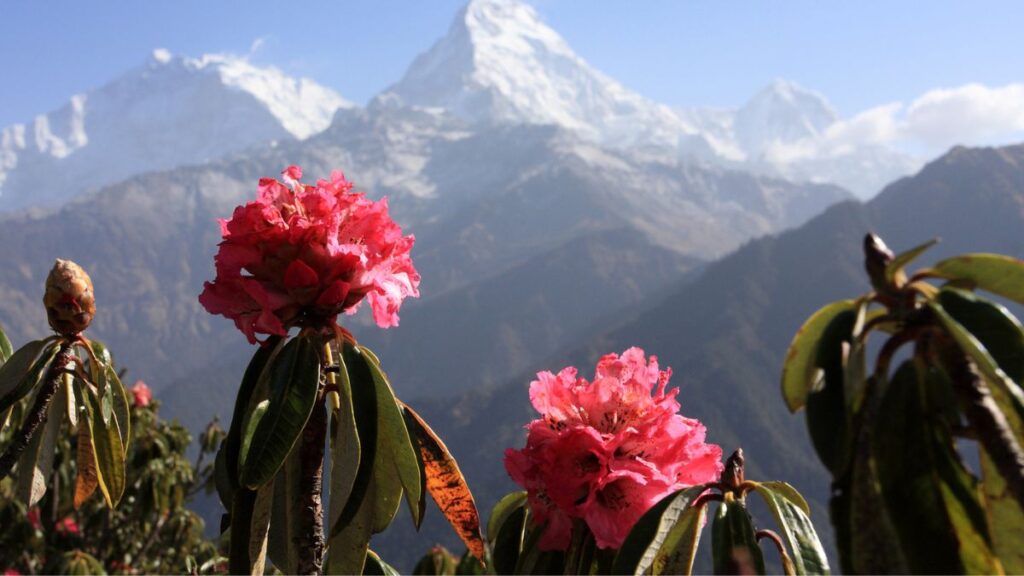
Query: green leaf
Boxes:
[
  {"xmin": 650, "ymin": 503, "xmax": 707, "ymax": 575},
  {"xmin": 248, "ymin": 481, "xmax": 274, "ymax": 576},
  {"xmin": 885, "ymin": 238, "xmax": 938, "ymax": 285},
  {"xmin": 16, "ymin": 385, "xmax": 65, "ymax": 506},
  {"xmin": 328, "ymin": 346, "xmax": 361, "ymax": 537},
  {"xmin": 365, "ymin": 550, "xmax": 402, "ymax": 576},
  {"xmin": 331, "ymin": 343, "xmax": 379, "ymax": 537},
  {"xmin": 360, "ymin": 345, "xmax": 423, "ymax": 528},
  {"xmin": 240, "ymin": 335, "xmax": 321, "ymax": 489},
  {"xmin": 403, "ymin": 402, "xmax": 485, "ymax": 563},
  {"xmin": 238, "ymin": 400, "xmax": 270, "ymax": 470},
  {"xmin": 326, "ymin": 344, "xmax": 381, "ymax": 575},
  {"xmin": 751, "ymin": 482, "xmax": 829, "ymax": 575},
  {"xmin": 782, "ymin": 300, "xmax": 857, "ymax": 412},
  {"xmin": 85, "ymin": 381, "xmax": 126, "ymax": 508},
  {"xmin": 0, "ymin": 323, "xmax": 12, "ymax": 363},
  {"xmin": 806, "ymin": 309, "xmax": 856, "ymax": 475},
  {"xmin": 339, "ymin": 346, "xmax": 404, "ymax": 533},
  {"xmin": 228, "ymin": 482, "xmax": 273, "ymax": 576},
  {"xmin": 268, "ymin": 437, "xmax": 303, "ymax": 574},
  {"xmin": 105, "ymin": 364, "xmax": 130, "ymax": 452},
  {"xmin": 844, "ymin": 377, "xmax": 908, "ymax": 574},
  {"xmin": 929, "ymin": 253, "xmax": 1024, "ymax": 304},
  {"xmin": 937, "ymin": 288, "xmax": 1024, "ymax": 427},
  {"xmin": 217, "ymin": 337, "xmax": 281, "ymax": 511},
  {"xmin": 980, "ymin": 448, "xmax": 1024, "ymax": 573},
  {"xmin": 491, "ymin": 505, "xmax": 528, "ymax": 576},
  {"xmin": 873, "ymin": 360, "xmax": 1000, "ymax": 574},
  {"xmin": 613, "ymin": 485, "xmax": 707, "ymax": 575},
  {"xmin": 88, "ymin": 339, "xmax": 112, "ymax": 366},
  {"xmin": 326, "ymin": 469, "xmax": 376, "ymax": 575},
  {"xmin": 928, "ymin": 297, "xmax": 1024, "ymax": 437},
  {"xmin": 711, "ymin": 497, "xmax": 765, "ymax": 575},
  {"xmin": 487, "ymin": 491, "xmax": 527, "ymax": 544},
  {"xmin": 0, "ymin": 339, "xmax": 58, "ymax": 415}
]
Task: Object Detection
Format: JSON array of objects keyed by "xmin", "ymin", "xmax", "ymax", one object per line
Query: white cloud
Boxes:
[
  {"xmin": 904, "ymin": 83, "xmax": 1024, "ymax": 146},
  {"xmin": 765, "ymin": 82, "xmax": 1024, "ymax": 162}
]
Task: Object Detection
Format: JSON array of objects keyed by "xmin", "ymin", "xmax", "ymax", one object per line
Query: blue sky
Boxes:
[{"xmin": 2, "ymin": 0, "xmax": 1023, "ymax": 128}]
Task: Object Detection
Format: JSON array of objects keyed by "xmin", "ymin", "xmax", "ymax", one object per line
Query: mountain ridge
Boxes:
[
  {"xmin": 0, "ymin": 50, "xmax": 349, "ymax": 211},
  {"xmin": 376, "ymin": 142, "xmax": 1024, "ymax": 567}
]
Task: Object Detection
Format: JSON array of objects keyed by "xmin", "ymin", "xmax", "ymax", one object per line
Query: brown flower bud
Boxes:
[{"xmin": 44, "ymin": 259, "xmax": 95, "ymax": 336}]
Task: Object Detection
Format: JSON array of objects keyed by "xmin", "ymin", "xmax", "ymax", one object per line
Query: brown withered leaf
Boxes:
[
  {"xmin": 402, "ymin": 403, "xmax": 485, "ymax": 565},
  {"xmin": 74, "ymin": 420, "xmax": 99, "ymax": 508}
]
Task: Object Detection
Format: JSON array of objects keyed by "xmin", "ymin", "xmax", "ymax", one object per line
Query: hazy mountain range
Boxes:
[
  {"xmin": 0, "ymin": 0, "xmax": 1019, "ymax": 569},
  {"xmin": 374, "ymin": 143, "xmax": 1024, "ymax": 567},
  {"xmin": 1, "ymin": 0, "xmax": 917, "ymax": 212}
]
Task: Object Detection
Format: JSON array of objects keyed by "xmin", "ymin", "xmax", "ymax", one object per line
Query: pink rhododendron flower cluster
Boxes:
[
  {"xmin": 504, "ymin": 347, "xmax": 723, "ymax": 550},
  {"xmin": 199, "ymin": 166, "xmax": 420, "ymax": 344},
  {"xmin": 131, "ymin": 380, "xmax": 152, "ymax": 408}
]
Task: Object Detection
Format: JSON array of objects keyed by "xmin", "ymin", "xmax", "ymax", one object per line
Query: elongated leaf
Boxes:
[
  {"xmin": 491, "ymin": 505, "xmax": 528, "ymax": 575},
  {"xmin": 487, "ymin": 491, "xmax": 527, "ymax": 543},
  {"xmin": 72, "ymin": 381, "xmax": 99, "ymax": 509},
  {"xmin": 362, "ymin": 346, "xmax": 423, "ymax": 528},
  {"xmin": 0, "ymin": 339, "xmax": 57, "ymax": 415},
  {"xmin": 240, "ymin": 336, "xmax": 321, "ymax": 489},
  {"xmin": 885, "ymin": 238, "xmax": 938, "ymax": 285},
  {"xmin": 980, "ymin": 448, "xmax": 1024, "ymax": 573},
  {"xmin": 874, "ymin": 360, "xmax": 999, "ymax": 574},
  {"xmin": 929, "ymin": 253, "xmax": 1024, "ymax": 304},
  {"xmin": 332, "ymin": 344, "xmax": 379, "ymax": 536},
  {"xmin": 228, "ymin": 483, "xmax": 273, "ymax": 576},
  {"xmin": 806, "ymin": 310, "xmax": 856, "ymax": 475},
  {"xmin": 238, "ymin": 400, "xmax": 269, "ymax": 470},
  {"xmin": 88, "ymin": 339, "xmax": 112, "ymax": 366},
  {"xmin": 929, "ymin": 297, "xmax": 1024, "ymax": 435},
  {"xmin": 340, "ymin": 346, "xmax": 404, "ymax": 533},
  {"xmin": 845, "ymin": 376, "xmax": 908, "ymax": 574},
  {"xmin": 711, "ymin": 497, "xmax": 765, "ymax": 575},
  {"xmin": 650, "ymin": 503, "xmax": 707, "ymax": 575},
  {"xmin": 365, "ymin": 550, "xmax": 402, "ymax": 576},
  {"xmin": 229, "ymin": 488, "xmax": 256, "ymax": 575},
  {"xmin": 248, "ymin": 482, "xmax": 274, "ymax": 576},
  {"xmin": 218, "ymin": 337, "xmax": 282, "ymax": 509},
  {"xmin": 0, "ymin": 323, "xmax": 12, "ymax": 363},
  {"xmin": 16, "ymin": 386, "xmax": 65, "ymax": 506},
  {"xmin": 327, "ymin": 470, "xmax": 377, "ymax": 575},
  {"xmin": 757, "ymin": 481, "xmax": 810, "ymax": 515},
  {"xmin": 328, "ymin": 346, "xmax": 361, "ymax": 533},
  {"xmin": 613, "ymin": 485, "xmax": 707, "ymax": 575},
  {"xmin": 64, "ymin": 374, "xmax": 77, "ymax": 428},
  {"xmin": 86, "ymin": 382, "xmax": 126, "ymax": 508},
  {"xmin": 268, "ymin": 445, "xmax": 301, "ymax": 574},
  {"xmin": 751, "ymin": 483, "xmax": 829, "ymax": 575},
  {"xmin": 403, "ymin": 403, "xmax": 485, "ymax": 562},
  {"xmin": 782, "ymin": 300, "xmax": 857, "ymax": 412},
  {"xmin": 105, "ymin": 364, "xmax": 130, "ymax": 451}
]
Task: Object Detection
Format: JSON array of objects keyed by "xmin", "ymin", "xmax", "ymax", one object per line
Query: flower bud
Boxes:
[{"xmin": 44, "ymin": 259, "xmax": 95, "ymax": 336}]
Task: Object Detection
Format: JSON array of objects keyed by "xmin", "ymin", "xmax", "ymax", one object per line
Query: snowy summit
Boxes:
[{"xmin": 0, "ymin": 50, "xmax": 350, "ymax": 211}]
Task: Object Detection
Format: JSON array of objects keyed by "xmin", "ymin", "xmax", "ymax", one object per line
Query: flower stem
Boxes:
[
  {"xmin": 0, "ymin": 341, "xmax": 73, "ymax": 479},
  {"xmin": 296, "ymin": 398, "xmax": 327, "ymax": 575},
  {"xmin": 940, "ymin": 341, "xmax": 1024, "ymax": 510}
]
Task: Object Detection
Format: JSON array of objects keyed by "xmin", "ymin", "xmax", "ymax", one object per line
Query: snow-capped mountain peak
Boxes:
[
  {"xmin": 734, "ymin": 79, "xmax": 839, "ymax": 157},
  {"xmin": 383, "ymin": 0, "xmax": 715, "ymax": 153},
  {"xmin": 143, "ymin": 49, "xmax": 352, "ymax": 139},
  {"xmin": 0, "ymin": 50, "xmax": 350, "ymax": 211}
]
